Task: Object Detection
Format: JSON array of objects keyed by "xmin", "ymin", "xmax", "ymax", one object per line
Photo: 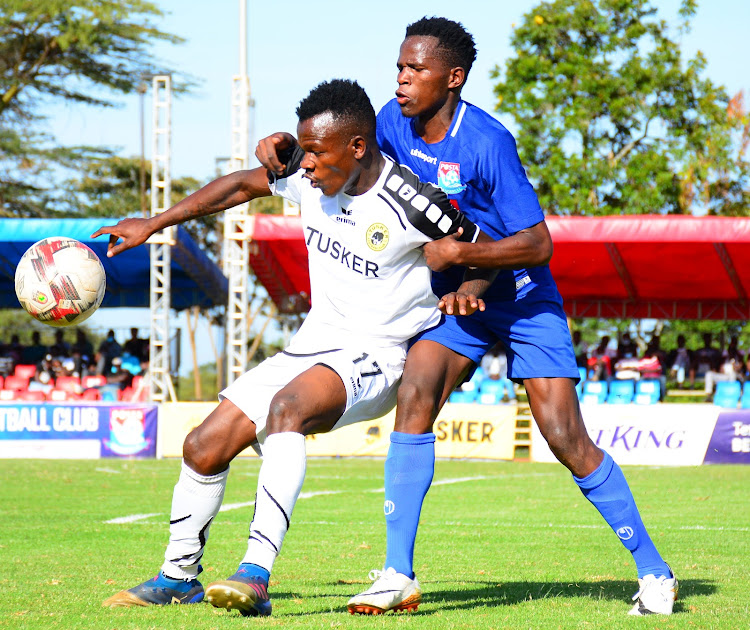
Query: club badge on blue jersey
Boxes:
[{"xmin": 437, "ymin": 162, "xmax": 467, "ymax": 194}]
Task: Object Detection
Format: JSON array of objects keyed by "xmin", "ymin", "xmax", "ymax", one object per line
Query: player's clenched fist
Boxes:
[{"xmin": 255, "ymin": 132, "xmax": 298, "ymax": 176}]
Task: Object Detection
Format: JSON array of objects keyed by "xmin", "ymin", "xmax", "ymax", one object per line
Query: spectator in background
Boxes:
[
  {"xmin": 124, "ymin": 327, "xmax": 149, "ymax": 362},
  {"xmin": 97, "ymin": 329, "xmax": 122, "ymax": 376},
  {"xmin": 692, "ymin": 333, "xmax": 722, "ymax": 385},
  {"xmin": 667, "ymin": 334, "xmax": 692, "ymax": 387},
  {"xmin": 3, "ymin": 334, "xmax": 24, "ymax": 367},
  {"xmin": 639, "ymin": 341, "xmax": 667, "ymax": 400},
  {"xmin": 21, "ymin": 331, "xmax": 48, "ymax": 365},
  {"xmin": 27, "ymin": 369, "xmax": 54, "ymax": 395},
  {"xmin": 480, "ymin": 342, "xmax": 516, "ymax": 402},
  {"xmin": 571, "ymin": 330, "xmax": 589, "ymax": 369},
  {"xmin": 704, "ymin": 338, "xmax": 745, "ymax": 401},
  {"xmin": 616, "ymin": 332, "xmax": 638, "ymax": 361},
  {"xmin": 588, "ymin": 335, "xmax": 615, "ymax": 381},
  {"xmin": 72, "ymin": 330, "xmax": 94, "ymax": 359},
  {"xmin": 50, "ymin": 330, "xmax": 70, "ymax": 358}
]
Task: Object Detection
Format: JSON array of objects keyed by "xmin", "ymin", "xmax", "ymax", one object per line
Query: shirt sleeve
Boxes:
[
  {"xmin": 269, "ymin": 144, "xmax": 306, "ymax": 205},
  {"xmin": 484, "ymin": 130, "xmax": 545, "ymax": 234}
]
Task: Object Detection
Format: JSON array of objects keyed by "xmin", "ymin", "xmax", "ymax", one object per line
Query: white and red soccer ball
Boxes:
[{"xmin": 15, "ymin": 237, "xmax": 106, "ymax": 327}]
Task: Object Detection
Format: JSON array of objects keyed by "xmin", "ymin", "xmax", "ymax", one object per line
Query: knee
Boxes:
[
  {"xmin": 266, "ymin": 393, "xmax": 304, "ymax": 434},
  {"xmin": 394, "ymin": 379, "xmax": 437, "ymax": 433},
  {"xmin": 182, "ymin": 426, "xmax": 226, "ymax": 475}
]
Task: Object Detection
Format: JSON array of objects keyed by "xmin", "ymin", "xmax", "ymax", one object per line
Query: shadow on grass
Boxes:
[
  {"xmin": 275, "ymin": 578, "xmax": 715, "ymax": 617},
  {"xmin": 418, "ymin": 578, "xmax": 715, "ymax": 614}
]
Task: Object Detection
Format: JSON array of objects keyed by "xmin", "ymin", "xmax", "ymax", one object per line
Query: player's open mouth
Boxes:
[
  {"xmin": 303, "ymin": 173, "xmax": 319, "ymax": 188},
  {"xmin": 396, "ymin": 91, "xmax": 410, "ymax": 105}
]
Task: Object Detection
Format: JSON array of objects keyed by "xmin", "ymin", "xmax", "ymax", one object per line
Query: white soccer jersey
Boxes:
[{"xmin": 269, "ymin": 152, "xmax": 480, "ymax": 352}]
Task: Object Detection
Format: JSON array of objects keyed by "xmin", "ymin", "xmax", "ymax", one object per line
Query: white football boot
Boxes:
[
  {"xmin": 628, "ymin": 567, "xmax": 678, "ymax": 615},
  {"xmin": 347, "ymin": 568, "xmax": 421, "ymax": 615}
]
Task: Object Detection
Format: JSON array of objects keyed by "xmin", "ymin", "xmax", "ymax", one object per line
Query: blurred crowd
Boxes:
[
  {"xmin": 0, "ymin": 327, "xmax": 149, "ymax": 401},
  {"xmin": 572, "ymin": 331, "xmax": 747, "ymax": 401}
]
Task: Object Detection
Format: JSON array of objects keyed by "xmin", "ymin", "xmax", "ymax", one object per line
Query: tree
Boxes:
[
  {"xmin": 492, "ymin": 0, "xmax": 749, "ymax": 216},
  {"xmin": 0, "ymin": 0, "xmax": 186, "ymax": 217}
]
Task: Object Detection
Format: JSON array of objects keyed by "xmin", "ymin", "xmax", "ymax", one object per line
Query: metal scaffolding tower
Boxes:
[
  {"xmin": 223, "ymin": 0, "xmax": 252, "ymax": 386},
  {"xmin": 149, "ymin": 75, "xmax": 177, "ymax": 402}
]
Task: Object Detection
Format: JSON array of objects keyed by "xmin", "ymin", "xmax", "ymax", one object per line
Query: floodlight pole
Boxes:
[
  {"xmin": 223, "ymin": 0, "xmax": 252, "ymax": 387},
  {"xmin": 149, "ymin": 74, "xmax": 177, "ymax": 402}
]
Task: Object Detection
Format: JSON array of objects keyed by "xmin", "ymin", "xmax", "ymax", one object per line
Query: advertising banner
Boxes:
[
  {"xmin": 159, "ymin": 402, "xmax": 517, "ymax": 460},
  {"xmin": 703, "ymin": 410, "xmax": 750, "ymax": 464},
  {"xmin": 531, "ymin": 404, "xmax": 719, "ymax": 466},
  {"xmin": 0, "ymin": 402, "xmax": 158, "ymax": 459}
]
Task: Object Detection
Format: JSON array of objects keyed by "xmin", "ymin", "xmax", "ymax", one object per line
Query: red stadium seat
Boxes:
[
  {"xmin": 55, "ymin": 375, "xmax": 82, "ymax": 393},
  {"xmin": 19, "ymin": 389, "xmax": 46, "ymax": 402},
  {"xmin": 0, "ymin": 389, "xmax": 18, "ymax": 401},
  {"xmin": 81, "ymin": 388, "xmax": 101, "ymax": 401},
  {"xmin": 14, "ymin": 364, "xmax": 37, "ymax": 380},
  {"xmin": 0, "ymin": 376, "xmax": 3, "ymax": 390},
  {"xmin": 4, "ymin": 375, "xmax": 30, "ymax": 391},
  {"xmin": 82, "ymin": 375, "xmax": 106, "ymax": 389},
  {"xmin": 48, "ymin": 389, "xmax": 80, "ymax": 402}
]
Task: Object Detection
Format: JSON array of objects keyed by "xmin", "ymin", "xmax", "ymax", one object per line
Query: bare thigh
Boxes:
[{"xmin": 394, "ymin": 339, "xmax": 475, "ymax": 434}]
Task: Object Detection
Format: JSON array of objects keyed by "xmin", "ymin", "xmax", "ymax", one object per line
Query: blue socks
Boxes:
[
  {"xmin": 384, "ymin": 431, "xmax": 436, "ymax": 578},
  {"xmin": 574, "ymin": 451, "xmax": 669, "ymax": 578},
  {"xmin": 157, "ymin": 572, "xmax": 201, "ymax": 591}
]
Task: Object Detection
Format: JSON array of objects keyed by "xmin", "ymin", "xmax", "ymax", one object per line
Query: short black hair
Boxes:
[
  {"xmin": 296, "ymin": 79, "xmax": 376, "ymax": 139},
  {"xmin": 405, "ymin": 17, "xmax": 477, "ymax": 76}
]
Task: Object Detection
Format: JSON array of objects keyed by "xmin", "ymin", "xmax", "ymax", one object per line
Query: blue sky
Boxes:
[
  {"xmin": 47, "ymin": 0, "xmax": 750, "ymax": 180},
  {"xmin": 43, "ymin": 0, "xmax": 750, "ymax": 372}
]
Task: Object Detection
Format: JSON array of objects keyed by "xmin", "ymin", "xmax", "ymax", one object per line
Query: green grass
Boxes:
[{"xmin": 1, "ymin": 458, "xmax": 748, "ymax": 629}]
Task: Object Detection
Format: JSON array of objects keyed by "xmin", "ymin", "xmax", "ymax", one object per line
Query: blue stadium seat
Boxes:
[
  {"xmin": 460, "ymin": 366, "xmax": 485, "ymax": 394},
  {"xmin": 741, "ymin": 382, "xmax": 750, "ymax": 409},
  {"xmin": 607, "ymin": 379, "xmax": 635, "ymax": 404},
  {"xmin": 575, "ymin": 367, "xmax": 587, "ymax": 398},
  {"xmin": 634, "ymin": 379, "xmax": 661, "ymax": 405},
  {"xmin": 581, "ymin": 380, "xmax": 608, "ymax": 404},
  {"xmin": 449, "ymin": 389, "xmax": 477, "ymax": 404},
  {"xmin": 713, "ymin": 381, "xmax": 741, "ymax": 408},
  {"xmin": 476, "ymin": 379, "xmax": 503, "ymax": 405}
]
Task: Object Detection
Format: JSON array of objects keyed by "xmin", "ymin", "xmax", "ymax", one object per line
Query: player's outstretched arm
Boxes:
[
  {"xmin": 255, "ymin": 132, "xmax": 298, "ymax": 177},
  {"xmin": 91, "ymin": 167, "xmax": 271, "ymax": 257},
  {"xmin": 423, "ymin": 221, "xmax": 553, "ymax": 272}
]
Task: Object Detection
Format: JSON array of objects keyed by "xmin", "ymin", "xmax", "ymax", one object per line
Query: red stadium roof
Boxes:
[{"xmin": 245, "ymin": 214, "xmax": 750, "ymax": 320}]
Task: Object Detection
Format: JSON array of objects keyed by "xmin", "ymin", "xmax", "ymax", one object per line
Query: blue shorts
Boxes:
[{"xmin": 413, "ymin": 290, "xmax": 579, "ymax": 382}]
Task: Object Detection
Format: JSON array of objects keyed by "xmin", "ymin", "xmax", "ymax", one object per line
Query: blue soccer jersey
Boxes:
[
  {"xmin": 377, "ymin": 98, "xmax": 578, "ymax": 379},
  {"xmin": 377, "ymin": 98, "xmax": 558, "ymax": 303}
]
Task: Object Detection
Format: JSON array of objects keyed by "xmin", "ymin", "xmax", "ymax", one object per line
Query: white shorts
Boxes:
[{"xmin": 220, "ymin": 343, "xmax": 406, "ymax": 446}]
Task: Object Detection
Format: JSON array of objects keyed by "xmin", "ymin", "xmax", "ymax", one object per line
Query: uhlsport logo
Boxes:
[
  {"xmin": 366, "ymin": 223, "xmax": 389, "ymax": 251},
  {"xmin": 616, "ymin": 526, "xmax": 634, "ymax": 541},
  {"xmin": 383, "ymin": 500, "xmax": 395, "ymax": 515},
  {"xmin": 437, "ymin": 161, "xmax": 467, "ymax": 194}
]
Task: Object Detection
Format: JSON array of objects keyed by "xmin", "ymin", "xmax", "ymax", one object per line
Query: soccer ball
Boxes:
[{"xmin": 15, "ymin": 237, "xmax": 106, "ymax": 327}]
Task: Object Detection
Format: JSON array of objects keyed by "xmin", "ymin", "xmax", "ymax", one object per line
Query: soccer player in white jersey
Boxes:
[
  {"xmin": 257, "ymin": 17, "xmax": 677, "ymax": 619},
  {"xmin": 94, "ymin": 79, "xmax": 487, "ymax": 617}
]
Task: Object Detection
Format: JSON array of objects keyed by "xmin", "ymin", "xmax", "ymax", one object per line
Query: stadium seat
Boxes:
[
  {"xmin": 607, "ymin": 379, "xmax": 636, "ymax": 404},
  {"xmin": 19, "ymin": 389, "xmax": 46, "ymax": 402},
  {"xmin": 48, "ymin": 389, "xmax": 80, "ymax": 402},
  {"xmin": 3, "ymin": 375, "xmax": 30, "ymax": 391},
  {"xmin": 55, "ymin": 375, "xmax": 82, "ymax": 393},
  {"xmin": 575, "ymin": 367, "xmax": 587, "ymax": 398},
  {"xmin": 82, "ymin": 375, "xmax": 107, "ymax": 389},
  {"xmin": 741, "ymin": 382, "xmax": 750, "ymax": 409},
  {"xmin": 449, "ymin": 389, "xmax": 477, "ymax": 404},
  {"xmin": 0, "ymin": 388, "xmax": 18, "ymax": 401},
  {"xmin": 14, "ymin": 364, "xmax": 37, "ymax": 380},
  {"xmin": 0, "ymin": 375, "xmax": 3, "ymax": 390},
  {"xmin": 581, "ymin": 380, "xmax": 608, "ymax": 404},
  {"xmin": 81, "ymin": 388, "xmax": 101, "ymax": 401},
  {"xmin": 713, "ymin": 381, "xmax": 741, "ymax": 408},
  {"xmin": 634, "ymin": 379, "xmax": 661, "ymax": 405}
]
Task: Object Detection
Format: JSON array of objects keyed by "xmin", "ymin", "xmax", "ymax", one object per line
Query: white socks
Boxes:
[
  {"xmin": 161, "ymin": 461, "xmax": 228, "ymax": 579},
  {"xmin": 243, "ymin": 432, "xmax": 306, "ymax": 572}
]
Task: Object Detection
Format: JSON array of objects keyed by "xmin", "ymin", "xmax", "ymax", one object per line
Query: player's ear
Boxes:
[
  {"xmin": 350, "ymin": 135, "xmax": 367, "ymax": 160},
  {"xmin": 448, "ymin": 66, "xmax": 466, "ymax": 90}
]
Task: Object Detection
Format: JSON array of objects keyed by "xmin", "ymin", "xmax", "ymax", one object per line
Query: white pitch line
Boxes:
[
  {"xmin": 95, "ymin": 467, "xmax": 122, "ymax": 474},
  {"xmin": 106, "ymin": 512, "xmax": 163, "ymax": 524}
]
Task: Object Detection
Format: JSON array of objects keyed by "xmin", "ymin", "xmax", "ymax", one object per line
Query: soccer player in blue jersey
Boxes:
[{"xmin": 257, "ymin": 16, "xmax": 676, "ymax": 618}]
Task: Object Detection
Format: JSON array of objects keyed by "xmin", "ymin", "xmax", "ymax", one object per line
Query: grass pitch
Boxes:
[{"xmin": 1, "ymin": 457, "xmax": 748, "ymax": 629}]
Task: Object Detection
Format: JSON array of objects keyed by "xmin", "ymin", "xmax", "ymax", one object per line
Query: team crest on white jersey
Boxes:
[
  {"xmin": 366, "ymin": 223, "xmax": 389, "ymax": 251},
  {"xmin": 438, "ymin": 161, "xmax": 467, "ymax": 194}
]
